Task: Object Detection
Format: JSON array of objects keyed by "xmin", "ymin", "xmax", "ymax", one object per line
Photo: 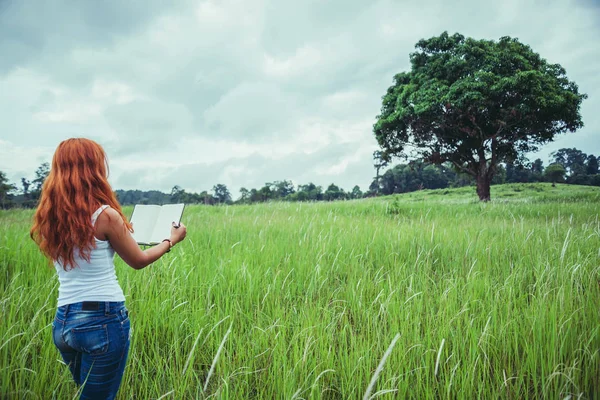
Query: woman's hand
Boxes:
[{"xmin": 170, "ymin": 222, "xmax": 187, "ymax": 245}]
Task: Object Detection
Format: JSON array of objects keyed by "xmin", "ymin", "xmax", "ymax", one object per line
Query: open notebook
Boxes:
[{"xmin": 129, "ymin": 203, "xmax": 185, "ymax": 245}]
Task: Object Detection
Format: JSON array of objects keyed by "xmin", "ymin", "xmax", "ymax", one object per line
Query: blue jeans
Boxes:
[{"xmin": 52, "ymin": 301, "xmax": 130, "ymax": 400}]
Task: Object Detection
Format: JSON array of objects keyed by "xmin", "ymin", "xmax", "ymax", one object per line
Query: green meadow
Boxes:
[{"xmin": 1, "ymin": 183, "xmax": 599, "ymax": 399}]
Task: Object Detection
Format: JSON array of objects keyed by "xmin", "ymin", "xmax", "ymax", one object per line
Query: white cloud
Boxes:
[
  {"xmin": 203, "ymin": 82, "xmax": 299, "ymax": 139},
  {"xmin": 0, "ymin": 140, "xmax": 53, "ymax": 183},
  {"xmin": 263, "ymin": 45, "xmax": 323, "ymax": 78},
  {"xmin": 92, "ymin": 80, "xmax": 141, "ymax": 105},
  {"xmin": 34, "ymin": 104, "xmax": 102, "ymax": 123}
]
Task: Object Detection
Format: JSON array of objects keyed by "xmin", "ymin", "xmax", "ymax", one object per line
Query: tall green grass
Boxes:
[{"xmin": 1, "ymin": 183, "xmax": 599, "ymax": 399}]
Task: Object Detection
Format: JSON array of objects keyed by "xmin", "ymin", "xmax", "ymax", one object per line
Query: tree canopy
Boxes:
[
  {"xmin": 373, "ymin": 32, "xmax": 587, "ymax": 201},
  {"xmin": 545, "ymin": 163, "xmax": 566, "ymax": 186},
  {"xmin": 213, "ymin": 184, "xmax": 232, "ymax": 204},
  {"xmin": 551, "ymin": 148, "xmax": 588, "ymax": 176}
]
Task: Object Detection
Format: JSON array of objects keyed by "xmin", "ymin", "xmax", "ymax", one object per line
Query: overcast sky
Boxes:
[{"xmin": 1, "ymin": 0, "xmax": 598, "ymax": 196}]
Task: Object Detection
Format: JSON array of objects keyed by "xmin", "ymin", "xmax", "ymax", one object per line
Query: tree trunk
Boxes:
[{"xmin": 476, "ymin": 173, "xmax": 491, "ymax": 202}]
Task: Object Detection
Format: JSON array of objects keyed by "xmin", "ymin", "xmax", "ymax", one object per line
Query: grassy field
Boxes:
[{"xmin": 1, "ymin": 183, "xmax": 599, "ymax": 399}]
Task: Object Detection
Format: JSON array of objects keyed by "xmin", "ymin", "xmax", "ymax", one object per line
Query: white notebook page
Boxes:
[{"xmin": 130, "ymin": 204, "xmax": 185, "ymax": 245}]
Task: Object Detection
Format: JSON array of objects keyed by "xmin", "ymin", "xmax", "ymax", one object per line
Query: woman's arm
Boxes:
[{"xmin": 96, "ymin": 207, "xmax": 187, "ymax": 270}]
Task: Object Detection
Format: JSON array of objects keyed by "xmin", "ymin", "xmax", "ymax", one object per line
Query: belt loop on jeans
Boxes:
[{"xmin": 105, "ymin": 301, "xmax": 110, "ymax": 314}]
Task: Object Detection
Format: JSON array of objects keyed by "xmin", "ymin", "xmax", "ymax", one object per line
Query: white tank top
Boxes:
[{"xmin": 54, "ymin": 205, "xmax": 126, "ymax": 306}]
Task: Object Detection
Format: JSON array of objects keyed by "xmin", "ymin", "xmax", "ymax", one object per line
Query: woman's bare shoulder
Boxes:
[
  {"xmin": 98, "ymin": 206, "xmax": 123, "ymax": 222},
  {"xmin": 95, "ymin": 207, "xmax": 126, "ymax": 240}
]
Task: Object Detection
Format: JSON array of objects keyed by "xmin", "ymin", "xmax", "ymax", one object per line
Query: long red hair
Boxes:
[{"xmin": 31, "ymin": 138, "xmax": 132, "ymax": 270}]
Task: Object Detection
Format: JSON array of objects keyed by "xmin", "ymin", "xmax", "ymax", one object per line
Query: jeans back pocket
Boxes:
[
  {"xmin": 71, "ymin": 324, "xmax": 109, "ymax": 355},
  {"xmin": 119, "ymin": 308, "xmax": 129, "ymax": 322}
]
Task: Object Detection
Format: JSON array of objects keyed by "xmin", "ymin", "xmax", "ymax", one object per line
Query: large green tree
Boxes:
[{"xmin": 373, "ymin": 32, "xmax": 586, "ymax": 201}]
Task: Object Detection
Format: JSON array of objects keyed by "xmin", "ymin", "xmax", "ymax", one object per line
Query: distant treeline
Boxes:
[
  {"xmin": 0, "ymin": 147, "xmax": 598, "ymax": 209},
  {"xmin": 375, "ymin": 148, "xmax": 600, "ymax": 196}
]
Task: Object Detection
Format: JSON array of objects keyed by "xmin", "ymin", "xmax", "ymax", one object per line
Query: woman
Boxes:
[{"xmin": 31, "ymin": 138, "xmax": 187, "ymax": 399}]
